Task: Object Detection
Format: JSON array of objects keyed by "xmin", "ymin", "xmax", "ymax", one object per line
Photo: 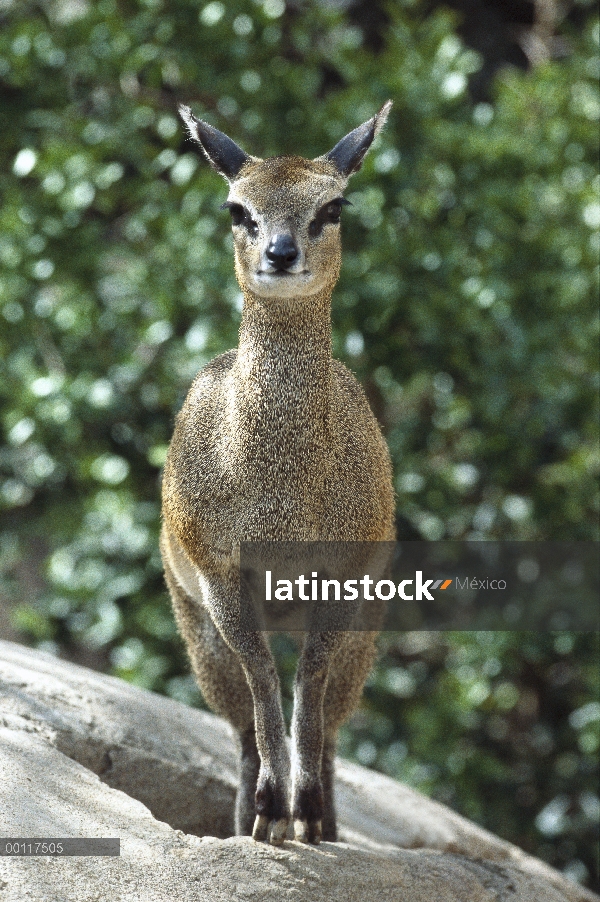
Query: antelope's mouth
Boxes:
[
  {"xmin": 258, "ymin": 269, "xmax": 309, "ymax": 277},
  {"xmin": 249, "ymin": 269, "xmax": 322, "ymax": 298}
]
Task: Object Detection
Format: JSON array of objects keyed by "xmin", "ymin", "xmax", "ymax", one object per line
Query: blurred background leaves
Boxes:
[{"xmin": 0, "ymin": 0, "xmax": 598, "ymax": 890}]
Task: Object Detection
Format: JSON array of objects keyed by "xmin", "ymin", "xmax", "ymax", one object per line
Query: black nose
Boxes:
[{"xmin": 266, "ymin": 233, "xmax": 299, "ymax": 270}]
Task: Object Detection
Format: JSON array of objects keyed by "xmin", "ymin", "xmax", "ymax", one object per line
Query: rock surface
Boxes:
[{"xmin": 0, "ymin": 639, "xmax": 597, "ymax": 902}]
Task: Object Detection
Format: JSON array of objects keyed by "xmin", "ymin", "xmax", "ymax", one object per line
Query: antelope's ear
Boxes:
[
  {"xmin": 317, "ymin": 100, "xmax": 392, "ymax": 178},
  {"xmin": 178, "ymin": 105, "xmax": 257, "ymax": 181}
]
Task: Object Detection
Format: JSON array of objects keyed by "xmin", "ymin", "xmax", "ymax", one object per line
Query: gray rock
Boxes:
[{"xmin": 0, "ymin": 640, "xmax": 596, "ymax": 902}]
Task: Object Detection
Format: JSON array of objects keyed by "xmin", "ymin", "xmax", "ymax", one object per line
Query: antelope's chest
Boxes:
[{"xmin": 226, "ymin": 437, "xmax": 333, "ymax": 541}]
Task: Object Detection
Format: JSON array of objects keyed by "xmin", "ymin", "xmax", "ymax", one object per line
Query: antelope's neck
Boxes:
[{"xmin": 231, "ymin": 291, "xmax": 334, "ymax": 454}]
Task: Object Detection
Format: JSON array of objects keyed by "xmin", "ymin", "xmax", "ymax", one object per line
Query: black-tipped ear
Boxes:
[
  {"xmin": 319, "ymin": 100, "xmax": 392, "ymax": 177},
  {"xmin": 178, "ymin": 104, "xmax": 253, "ymax": 181}
]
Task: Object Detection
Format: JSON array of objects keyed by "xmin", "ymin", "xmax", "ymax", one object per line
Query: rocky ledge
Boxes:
[{"xmin": 0, "ymin": 639, "xmax": 597, "ymax": 902}]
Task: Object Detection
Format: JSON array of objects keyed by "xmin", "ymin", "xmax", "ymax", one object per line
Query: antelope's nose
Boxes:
[{"xmin": 266, "ymin": 233, "xmax": 299, "ymax": 270}]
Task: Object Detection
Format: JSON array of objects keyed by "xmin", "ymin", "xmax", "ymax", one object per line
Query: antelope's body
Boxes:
[{"xmin": 161, "ymin": 103, "xmax": 395, "ymax": 845}]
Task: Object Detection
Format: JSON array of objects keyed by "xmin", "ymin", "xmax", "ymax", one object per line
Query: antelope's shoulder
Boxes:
[
  {"xmin": 165, "ymin": 349, "xmax": 236, "ymax": 475},
  {"xmin": 172, "ymin": 349, "xmax": 234, "ymax": 426},
  {"xmin": 162, "ymin": 350, "xmax": 238, "ymax": 543},
  {"xmin": 186, "ymin": 348, "xmax": 237, "ymax": 401},
  {"xmin": 330, "ymin": 357, "xmax": 392, "ymax": 465},
  {"xmin": 331, "ymin": 358, "xmax": 372, "ymax": 411}
]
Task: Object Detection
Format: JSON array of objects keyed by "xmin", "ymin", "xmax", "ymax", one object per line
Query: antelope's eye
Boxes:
[
  {"xmin": 223, "ymin": 202, "xmax": 245, "ymax": 225},
  {"xmin": 220, "ymin": 201, "xmax": 258, "ymax": 236},
  {"xmin": 308, "ymin": 197, "xmax": 350, "ymax": 237},
  {"xmin": 325, "ymin": 201, "xmax": 342, "ymax": 223}
]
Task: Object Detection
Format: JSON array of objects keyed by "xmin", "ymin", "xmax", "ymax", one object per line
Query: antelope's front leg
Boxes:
[
  {"xmin": 290, "ymin": 631, "xmax": 341, "ymax": 844},
  {"xmin": 204, "ymin": 577, "xmax": 291, "ymax": 845},
  {"xmin": 243, "ymin": 645, "xmax": 291, "ymax": 844}
]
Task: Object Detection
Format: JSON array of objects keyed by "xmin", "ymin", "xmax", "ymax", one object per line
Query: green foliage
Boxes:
[
  {"xmin": 0, "ymin": 0, "xmax": 598, "ymax": 889},
  {"xmin": 343, "ymin": 631, "xmax": 599, "ymax": 885}
]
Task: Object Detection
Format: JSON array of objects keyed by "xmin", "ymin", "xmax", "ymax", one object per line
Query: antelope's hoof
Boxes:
[
  {"xmin": 294, "ymin": 818, "xmax": 322, "ymax": 844},
  {"xmin": 252, "ymin": 814, "xmax": 289, "ymax": 845}
]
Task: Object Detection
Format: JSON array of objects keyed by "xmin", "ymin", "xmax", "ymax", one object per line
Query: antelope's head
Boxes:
[{"xmin": 179, "ymin": 102, "xmax": 392, "ymax": 300}]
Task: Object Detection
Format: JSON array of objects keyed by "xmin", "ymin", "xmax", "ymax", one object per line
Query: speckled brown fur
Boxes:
[{"xmin": 161, "ymin": 102, "xmax": 395, "ymax": 845}]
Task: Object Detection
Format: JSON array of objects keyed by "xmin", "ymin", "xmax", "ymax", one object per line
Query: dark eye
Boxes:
[
  {"xmin": 229, "ymin": 204, "xmax": 245, "ymax": 225},
  {"xmin": 308, "ymin": 197, "xmax": 350, "ymax": 237},
  {"xmin": 221, "ymin": 201, "xmax": 244, "ymax": 225},
  {"xmin": 325, "ymin": 201, "xmax": 342, "ymax": 223},
  {"xmin": 220, "ymin": 201, "xmax": 258, "ymax": 236}
]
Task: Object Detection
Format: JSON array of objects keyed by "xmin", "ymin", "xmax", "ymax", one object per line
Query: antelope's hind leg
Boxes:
[
  {"xmin": 321, "ymin": 630, "xmax": 379, "ymax": 842},
  {"xmin": 162, "ymin": 553, "xmax": 258, "ymax": 836},
  {"xmin": 290, "ymin": 622, "xmax": 378, "ymax": 845}
]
